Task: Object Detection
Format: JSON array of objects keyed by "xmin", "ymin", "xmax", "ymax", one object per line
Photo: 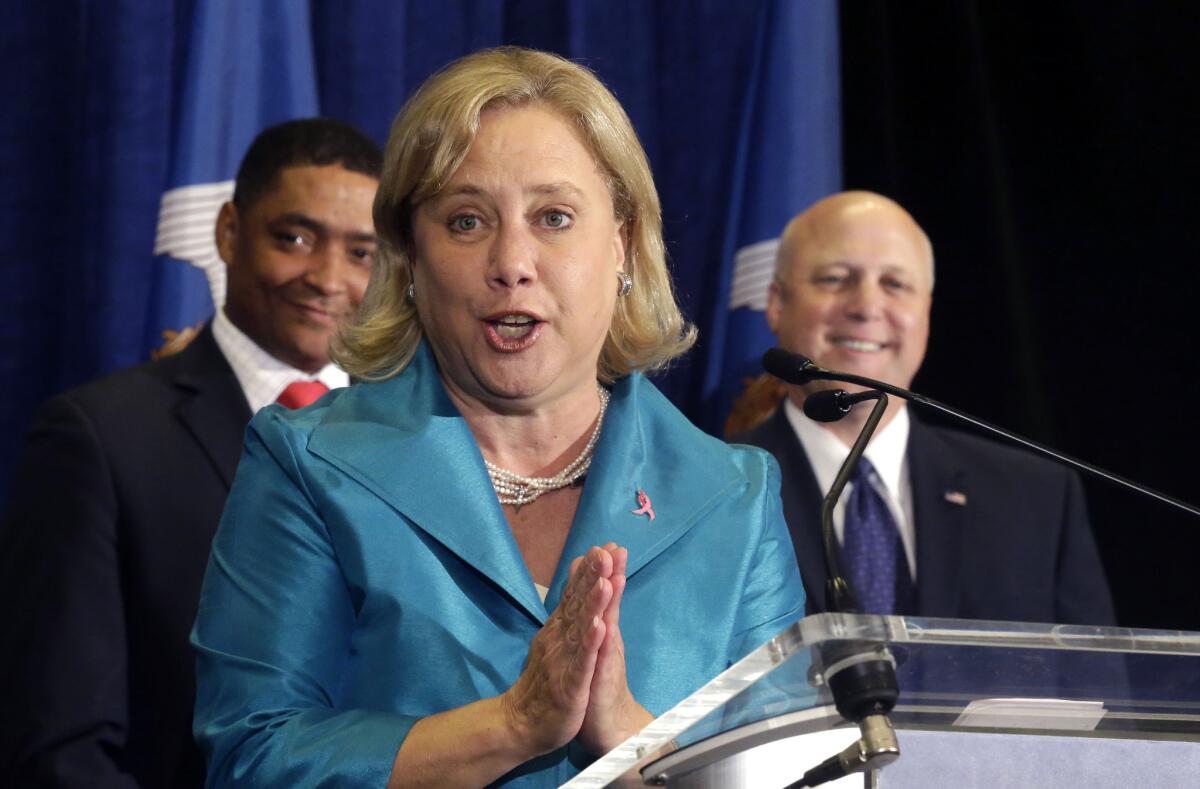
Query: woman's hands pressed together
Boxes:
[
  {"xmin": 577, "ymin": 543, "xmax": 652, "ymax": 754},
  {"xmin": 502, "ymin": 543, "xmax": 652, "ymax": 758}
]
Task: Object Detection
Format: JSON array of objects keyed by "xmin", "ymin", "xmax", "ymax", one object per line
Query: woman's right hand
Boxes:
[{"xmin": 501, "ymin": 545, "xmax": 616, "ymax": 755}]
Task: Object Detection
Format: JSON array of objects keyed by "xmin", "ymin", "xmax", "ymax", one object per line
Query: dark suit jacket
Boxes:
[
  {"xmin": 736, "ymin": 405, "xmax": 1116, "ymax": 626},
  {"xmin": 0, "ymin": 326, "xmax": 250, "ymax": 788}
]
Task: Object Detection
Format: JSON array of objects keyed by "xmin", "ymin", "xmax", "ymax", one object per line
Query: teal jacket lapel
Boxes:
[
  {"xmin": 306, "ymin": 344, "xmax": 547, "ymax": 622},
  {"xmin": 548, "ymin": 374, "xmax": 743, "ymax": 607}
]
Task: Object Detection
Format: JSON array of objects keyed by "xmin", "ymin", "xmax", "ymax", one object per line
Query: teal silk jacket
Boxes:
[{"xmin": 192, "ymin": 344, "xmax": 805, "ymax": 787}]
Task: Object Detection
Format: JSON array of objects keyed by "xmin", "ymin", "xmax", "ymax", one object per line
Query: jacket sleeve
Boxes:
[
  {"xmin": 0, "ymin": 395, "xmax": 139, "ymax": 788},
  {"xmin": 728, "ymin": 450, "xmax": 807, "ymax": 663},
  {"xmin": 191, "ymin": 411, "xmax": 413, "ymax": 788}
]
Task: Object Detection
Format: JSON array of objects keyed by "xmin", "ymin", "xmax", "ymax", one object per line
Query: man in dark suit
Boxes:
[
  {"xmin": 736, "ymin": 191, "xmax": 1115, "ymax": 626},
  {"xmin": 0, "ymin": 118, "xmax": 381, "ymax": 788}
]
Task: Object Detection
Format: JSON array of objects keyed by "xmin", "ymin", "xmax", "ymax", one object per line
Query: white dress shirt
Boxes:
[
  {"xmin": 784, "ymin": 398, "xmax": 917, "ymax": 580},
  {"xmin": 211, "ymin": 309, "xmax": 350, "ymax": 413}
]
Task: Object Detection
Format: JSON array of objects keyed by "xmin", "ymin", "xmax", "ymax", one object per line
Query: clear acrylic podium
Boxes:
[{"xmin": 563, "ymin": 614, "xmax": 1200, "ymax": 788}]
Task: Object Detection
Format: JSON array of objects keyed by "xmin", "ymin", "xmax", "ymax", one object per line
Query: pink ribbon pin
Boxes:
[{"xmin": 632, "ymin": 489, "xmax": 655, "ymax": 520}]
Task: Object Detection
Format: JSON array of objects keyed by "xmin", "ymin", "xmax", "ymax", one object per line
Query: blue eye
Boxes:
[{"xmin": 450, "ymin": 215, "xmax": 479, "ymax": 232}]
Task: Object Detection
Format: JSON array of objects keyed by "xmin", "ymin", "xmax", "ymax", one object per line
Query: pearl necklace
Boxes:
[{"xmin": 486, "ymin": 386, "xmax": 611, "ymax": 506}]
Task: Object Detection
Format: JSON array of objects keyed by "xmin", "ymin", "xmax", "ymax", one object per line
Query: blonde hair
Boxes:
[{"xmin": 333, "ymin": 46, "xmax": 695, "ymax": 383}]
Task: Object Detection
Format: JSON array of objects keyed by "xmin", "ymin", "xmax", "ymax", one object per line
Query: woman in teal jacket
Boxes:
[{"xmin": 192, "ymin": 46, "xmax": 805, "ymax": 788}]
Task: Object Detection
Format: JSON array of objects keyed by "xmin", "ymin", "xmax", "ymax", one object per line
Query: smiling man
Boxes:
[
  {"xmin": 735, "ymin": 191, "xmax": 1116, "ymax": 627},
  {"xmin": 0, "ymin": 119, "xmax": 380, "ymax": 788},
  {"xmin": 218, "ymin": 154, "xmax": 379, "ymax": 379}
]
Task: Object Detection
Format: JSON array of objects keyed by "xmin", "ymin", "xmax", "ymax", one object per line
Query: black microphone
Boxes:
[
  {"xmin": 803, "ymin": 389, "xmax": 883, "ymax": 423},
  {"xmin": 762, "ymin": 346, "xmax": 826, "ymax": 385},
  {"xmin": 763, "ymin": 348, "xmax": 1200, "ymax": 519}
]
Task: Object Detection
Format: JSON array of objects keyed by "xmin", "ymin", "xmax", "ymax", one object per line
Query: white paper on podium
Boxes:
[{"xmin": 953, "ymin": 698, "xmax": 1105, "ymax": 731}]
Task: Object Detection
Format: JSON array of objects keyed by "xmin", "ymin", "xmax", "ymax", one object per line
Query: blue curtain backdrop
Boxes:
[{"xmin": 0, "ymin": 0, "xmax": 840, "ymax": 505}]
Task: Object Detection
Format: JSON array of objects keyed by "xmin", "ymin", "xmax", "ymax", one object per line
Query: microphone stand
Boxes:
[
  {"xmin": 765, "ymin": 344, "xmax": 1200, "ymax": 785},
  {"xmin": 785, "ymin": 391, "xmax": 901, "ymax": 788}
]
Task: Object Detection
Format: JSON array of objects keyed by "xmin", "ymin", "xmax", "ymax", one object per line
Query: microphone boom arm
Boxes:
[{"xmin": 765, "ymin": 348, "xmax": 1200, "ymax": 519}]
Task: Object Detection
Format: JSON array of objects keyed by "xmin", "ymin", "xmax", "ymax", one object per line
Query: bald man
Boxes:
[{"xmin": 735, "ymin": 191, "xmax": 1116, "ymax": 625}]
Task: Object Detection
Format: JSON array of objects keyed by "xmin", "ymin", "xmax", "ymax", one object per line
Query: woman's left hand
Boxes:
[{"xmin": 576, "ymin": 543, "xmax": 654, "ymax": 754}]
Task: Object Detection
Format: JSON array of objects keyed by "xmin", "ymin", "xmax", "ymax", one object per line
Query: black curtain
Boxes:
[{"xmin": 839, "ymin": 1, "xmax": 1200, "ymax": 629}]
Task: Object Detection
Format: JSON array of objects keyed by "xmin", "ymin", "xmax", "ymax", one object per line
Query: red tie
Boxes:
[{"xmin": 276, "ymin": 381, "xmax": 329, "ymax": 409}]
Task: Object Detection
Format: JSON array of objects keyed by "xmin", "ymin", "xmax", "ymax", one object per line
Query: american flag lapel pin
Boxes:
[{"xmin": 632, "ymin": 488, "xmax": 655, "ymax": 521}]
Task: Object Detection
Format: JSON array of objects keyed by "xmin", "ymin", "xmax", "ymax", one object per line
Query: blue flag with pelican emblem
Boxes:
[
  {"xmin": 700, "ymin": 0, "xmax": 842, "ymax": 432},
  {"xmin": 148, "ymin": 0, "xmax": 319, "ymax": 356}
]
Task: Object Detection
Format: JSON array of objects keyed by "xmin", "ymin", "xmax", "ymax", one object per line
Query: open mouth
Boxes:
[
  {"xmin": 484, "ymin": 313, "xmax": 543, "ymax": 351},
  {"xmin": 491, "ymin": 314, "xmax": 537, "ymax": 339}
]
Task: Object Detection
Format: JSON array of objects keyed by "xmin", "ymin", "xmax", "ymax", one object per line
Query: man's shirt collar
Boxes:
[{"xmin": 211, "ymin": 308, "xmax": 349, "ymax": 413}]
